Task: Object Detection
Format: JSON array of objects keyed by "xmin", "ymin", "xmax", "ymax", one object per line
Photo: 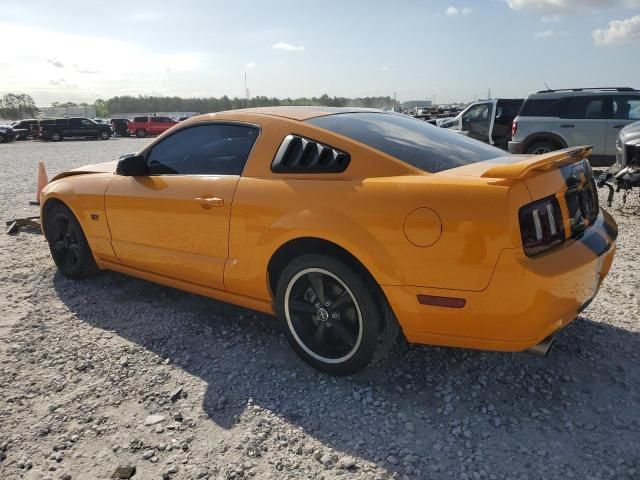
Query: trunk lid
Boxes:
[{"xmin": 443, "ymin": 146, "xmax": 599, "ymax": 244}]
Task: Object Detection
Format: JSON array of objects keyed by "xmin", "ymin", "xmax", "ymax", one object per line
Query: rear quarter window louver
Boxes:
[{"xmin": 271, "ymin": 134, "xmax": 350, "ymax": 173}]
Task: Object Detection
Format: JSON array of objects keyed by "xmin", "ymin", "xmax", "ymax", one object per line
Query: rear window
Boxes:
[
  {"xmin": 519, "ymin": 99, "xmax": 561, "ymax": 117},
  {"xmin": 307, "ymin": 112, "xmax": 504, "ymax": 173}
]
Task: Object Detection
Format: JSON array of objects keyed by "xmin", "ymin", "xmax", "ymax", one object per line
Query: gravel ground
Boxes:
[{"xmin": 1, "ymin": 139, "xmax": 639, "ymax": 480}]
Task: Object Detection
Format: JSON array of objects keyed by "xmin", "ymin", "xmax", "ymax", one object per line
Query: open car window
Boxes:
[
  {"xmin": 146, "ymin": 124, "xmax": 259, "ymax": 175},
  {"xmin": 308, "ymin": 112, "xmax": 504, "ymax": 173}
]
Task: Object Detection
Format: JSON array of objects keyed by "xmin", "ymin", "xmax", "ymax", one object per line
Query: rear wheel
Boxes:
[
  {"xmin": 50, "ymin": 131, "xmax": 63, "ymax": 142},
  {"xmin": 44, "ymin": 203, "xmax": 98, "ymax": 279},
  {"xmin": 136, "ymin": 129, "xmax": 147, "ymax": 138},
  {"xmin": 276, "ymin": 254, "xmax": 396, "ymax": 375},
  {"xmin": 526, "ymin": 141, "xmax": 559, "ymax": 155}
]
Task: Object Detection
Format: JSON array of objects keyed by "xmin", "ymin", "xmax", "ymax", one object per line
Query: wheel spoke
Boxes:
[
  {"xmin": 307, "ymin": 273, "xmax": 325, "ymax": 304},
  {"xmin": 331, "ymin": 289, "xmax": 351, "ymax": 310},
  {"xmin": 311, "ymin": 323, "xmax": 328, "ymax": 350},
  {"xmin": 53, "ymin": 240, "xmax": 66, "ymax": 252},
  {"xmin": 289, "ymin": 300, "xmax": 317, "ymax": 314},
  {"xmin": 55, "ymin": 216, "xmax": 69, "ymax": 236},
  {"xmin": 331, "ymin": 320, "xmax": 357, "ymax": 348}
]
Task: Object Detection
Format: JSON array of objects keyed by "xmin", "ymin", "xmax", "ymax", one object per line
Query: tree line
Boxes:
[
  {"xmin": 0, "ymin": 93, "xmax": 39, "ymax": 120},
  {"xmin": 1, "ymin": 92, "xmax": 400, "ymax": 119},
  {"xmin": 99, "ymin": 94, "xmax": 399, "ymax": 116}
]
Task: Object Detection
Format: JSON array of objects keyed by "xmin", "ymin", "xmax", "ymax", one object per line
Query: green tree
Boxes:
[{"xmin": 94, "ymin": 99, "xmax": 109, "ymax": 117}]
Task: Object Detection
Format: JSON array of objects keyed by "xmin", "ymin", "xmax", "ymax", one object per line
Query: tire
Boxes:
[
  {"xmin": 276, "ymin": 254, "xmax": 396, "ymax": 376},
  {"xmin": 0, "ymin": 133, "xmax": 5, "ymax": 143},
  {"xmin": 44, "ymin": 203, "xmax": 98, "ymax": 279},
  {"xmin": 526, "ymin": 141, "xmax": 559, "ymax": 155},
  {"xmin": 136, "ymin": 129, "xmax": 147, "ymax": 138},
  {"xmin": 50, "ymin": 131, "xmax": 63, "ymax": 142},
  {"xmin": 99, "ymin": 130, "xmax": 110, "ymax": 140}
]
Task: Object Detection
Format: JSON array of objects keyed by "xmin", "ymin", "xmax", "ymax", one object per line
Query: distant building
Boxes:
[
  {"xmin": 39, "ymin": 106, "xmax": 96, "ymax": 118},
  {"xmin": 402, "ymin": 100, "xmax": 432, "ymax": 110}
]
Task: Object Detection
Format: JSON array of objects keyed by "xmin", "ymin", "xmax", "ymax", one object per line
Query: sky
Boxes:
[{"xmin": 1, "ymin": 0, "xmax": 639, "ymax": 106}]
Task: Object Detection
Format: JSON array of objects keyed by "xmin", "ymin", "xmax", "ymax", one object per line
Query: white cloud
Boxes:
[
  {"xmin": 381, "ymin": 66, "xmax": 389, "ymax": 71},
  {"xmin": 507, "ymin": 0, "xmax": 640, "ymax": 14},
  {"xmin": 272, "ymin": 42, "xmax": 305, "ymax": 52},
  {"xmin": 244, "ymin": 61, "xmax": 256, "ymax": 69},
  {"xmin": 593, "ymin": 15, "xmax": 640, "ymax": 45},
  {"xmin": 534, "ymin": 29, "xmax": 555, "ymax": 38},
  {"xmin": 0, "ymin": 22, "xmax": 206, "ymax": 103},
  {"xmin": 534, "ymin": 29, "xmax": 569, "ymax": 38},
  {"xmin": 446, "ymin": 6, "xmax": 472, "ymax": 16},
  {"xmin": 47, "ymin": 58, "xmax": 64, "ymax": 68}
]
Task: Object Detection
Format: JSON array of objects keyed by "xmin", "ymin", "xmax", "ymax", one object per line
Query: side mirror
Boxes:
[{"xmin": 116, "ymin": 154, "xmax": 148, "ymax": 176}]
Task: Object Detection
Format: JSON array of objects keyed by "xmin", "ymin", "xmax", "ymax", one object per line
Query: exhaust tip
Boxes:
[{"xmin": 527, "ymin": 336, "xmax": 556, "ymax": 357}]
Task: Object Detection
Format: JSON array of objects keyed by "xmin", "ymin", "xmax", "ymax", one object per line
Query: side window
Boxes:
[
  {"xmin": 560, "ymin": 96, "xmax": 605, "ymax": 119},
  {"xmin": 69, "ymin": 118, "xmax": 81, "ymax": 128},
  {"xmin": 81, "ymin": 119, "xmax": 94, "ymax": 127},
  {"xmin": 520, "ymin": 99, "xmax": 560, "ymax": 117},
  {"xmin": 462, "ymin": 103, "xmax": 492, "ymax": 124},
  {"xmin": 146, "ymin": 124, "xmax": 259, "ymax": 175},
  {"xmin": 134, "ymin": 116, "xmax": 148, "ymax": 122},
  {"xmin": 150, "ymin": 117, "xmax": 160, "ymax": 123},
  {"xmin": 612, "ymin": 96, "xmax": 640, "ymax": 120}
]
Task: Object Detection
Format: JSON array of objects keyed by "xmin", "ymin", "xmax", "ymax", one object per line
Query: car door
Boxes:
[
  {"xmin": 149, "ymin": 117, "xmax": 161, "ymax": 135},
  {"xmin": 461, "ymin": 101, "xmax": 494, "ymax": 144},
  {"xmin": 104, "ymin": 122, "xmax": 259, "ymax": 290},
  {"xmin": 605, "ymin": 95, "xmax": 640, "ymax": 157},
  {"xmin": 80, "ymin": 118, "xmax": 99, "ymax": 137},
  {"xmin": 558, "ymin": 96, "xmax": 607, "ymax": 158}
]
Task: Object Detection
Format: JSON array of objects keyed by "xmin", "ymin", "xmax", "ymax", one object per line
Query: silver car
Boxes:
[{"xmin": 509, "ymin": 87, "xmax": 640, "ymax": 166}]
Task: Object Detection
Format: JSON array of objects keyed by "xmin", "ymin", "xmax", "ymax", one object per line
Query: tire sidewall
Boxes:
[
  {"xmin": 100, "ymin": 130, "xmax": 110, "ymax": 140},
  {"xmin": 136, "ymin": 129, "xmax": 146, "ymax": 138},
  {"xmin": 526, "ymin": 141, "xmax": 557, "ymax": 155},
  {"xmin": 45, "ymin": 204, "xmax": 97, "ymax": 279},
  {"xmin": 275, "ymin": 254, "xmax": 381, "ymax": 376}
]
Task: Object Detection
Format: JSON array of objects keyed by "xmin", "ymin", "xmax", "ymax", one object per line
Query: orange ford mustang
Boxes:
[{"xmin": 40, "ymin": 107, "xmax": 617, "ymax": 375}]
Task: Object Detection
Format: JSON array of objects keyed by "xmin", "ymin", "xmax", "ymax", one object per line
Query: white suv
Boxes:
[{"xmin": 508, "ymin": 87, "xmax": 640, "ymax": 166}]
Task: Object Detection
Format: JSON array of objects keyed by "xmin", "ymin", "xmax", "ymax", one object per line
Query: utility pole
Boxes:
[
  {"xmin": 393, "ymin": 91, "xmax": 396, "ymax": 111},
  {"xmin": 488, "ymin": 87, "xmax": 491, "ymax": 99},
  {"xmin": 244, "ymin": 72, "xmax": 248, "ymax": 107}
]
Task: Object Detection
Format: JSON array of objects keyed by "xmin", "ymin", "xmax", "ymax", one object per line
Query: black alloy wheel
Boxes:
[{"xmin": 45, "ymin": 204, "xmax": 98, "ymax": 279}]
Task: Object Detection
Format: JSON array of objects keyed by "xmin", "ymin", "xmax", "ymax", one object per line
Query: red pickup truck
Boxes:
[{"xmin": 129, "ymin": 116, "xmax": 178, "ymax": 137}]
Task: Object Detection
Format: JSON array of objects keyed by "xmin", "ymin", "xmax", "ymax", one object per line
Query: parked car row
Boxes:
[
  {"xmin": 435, "ymin": 87, "xmax": 640, "ymax": 167},
  {"xmin": 0, "ymin": 114, "xmax": 193, "ymax": 143}
]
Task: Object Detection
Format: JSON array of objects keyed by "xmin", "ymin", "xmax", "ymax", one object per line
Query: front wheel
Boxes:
[
  {"xmin": 276, "ymin": 254, "xmax": 396, "ymax": 375},
  {"xmin": 44, "ymin": 203, "xmax": 98, "ymax": 279},
  {"xmin": 99, "ymin": 130, "xmax": 110, "ymax": 140},
  {"xmin": 136, "ymin": 129, "xmax": 147, "ymax": 138}
]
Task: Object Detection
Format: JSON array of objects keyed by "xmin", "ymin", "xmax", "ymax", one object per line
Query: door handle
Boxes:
[
  {"xmin": 195, "ymin": 197, "xmax": 224, "ymax": 208},
  {"xmin": 560, "ymin": 124, "xmax": 574, "ymax": 128}
]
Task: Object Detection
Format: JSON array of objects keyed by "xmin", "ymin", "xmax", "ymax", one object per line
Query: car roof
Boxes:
[
  {"xmin": 219, "ymin": 106, "xmax": 383, "ymax": 121},
  {"xmin": 527, "ymin": 88, "xmax": 639, "ymax": 100}
]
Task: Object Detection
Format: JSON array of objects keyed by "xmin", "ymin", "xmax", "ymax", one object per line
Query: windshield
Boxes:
[{"xmin": 308, "ymin": 112, "xmax": 505, "ymax": 173}]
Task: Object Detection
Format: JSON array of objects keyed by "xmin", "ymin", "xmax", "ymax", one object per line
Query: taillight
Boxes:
[
  {"xmin": 519, "ymin": 196, "xmax": 564, "ymax": 257},
  {"xmin": 511, "ymin": 121, "xmax": 518, "ymax": 138}
]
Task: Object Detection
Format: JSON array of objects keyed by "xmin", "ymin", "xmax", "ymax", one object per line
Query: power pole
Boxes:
[
  {"xmin": 393, "ymin": 91, "xmax": 396, "ymax": 111},
  {"xmin": 244, "ymin": 72, "xmax": 249, "ymax": 107}
]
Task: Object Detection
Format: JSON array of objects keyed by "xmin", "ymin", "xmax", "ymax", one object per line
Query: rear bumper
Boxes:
[
  {"xmin": 508, "ymin": 140, "xmax": 525, "ymax": 154},
  {"xmin": 383, "ymin": 208, "xmax": 617, "ymax": 352}
]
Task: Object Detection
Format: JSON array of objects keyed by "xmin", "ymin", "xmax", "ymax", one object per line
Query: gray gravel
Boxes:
[{"xmin": 1, "ymin": 139, "xmax": 639, "ymax": 480}]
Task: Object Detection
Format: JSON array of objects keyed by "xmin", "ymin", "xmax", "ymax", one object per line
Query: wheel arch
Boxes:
[
  {"xmin": 522, "ymin": 132, "xmax": 568, "ymax": 152},
  {"xmin": 267, "ymin": 237, "xmax": 384, "ymax": 305}
]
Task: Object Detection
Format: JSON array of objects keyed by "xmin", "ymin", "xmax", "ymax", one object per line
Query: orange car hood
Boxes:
[{"xmin": 50, "ymin": 160, "xmax": 118, "ymax": 182}]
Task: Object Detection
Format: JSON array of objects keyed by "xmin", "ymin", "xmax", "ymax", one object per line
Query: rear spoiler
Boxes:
[{"xmin": 482, "ymin": 146, "xmax": 592, "ymax": 180}]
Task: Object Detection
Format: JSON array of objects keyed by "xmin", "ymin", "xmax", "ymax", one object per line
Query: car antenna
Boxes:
[{"xmin": 544, "ymin": 81, "xmax": 551, "ymax": 91}]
